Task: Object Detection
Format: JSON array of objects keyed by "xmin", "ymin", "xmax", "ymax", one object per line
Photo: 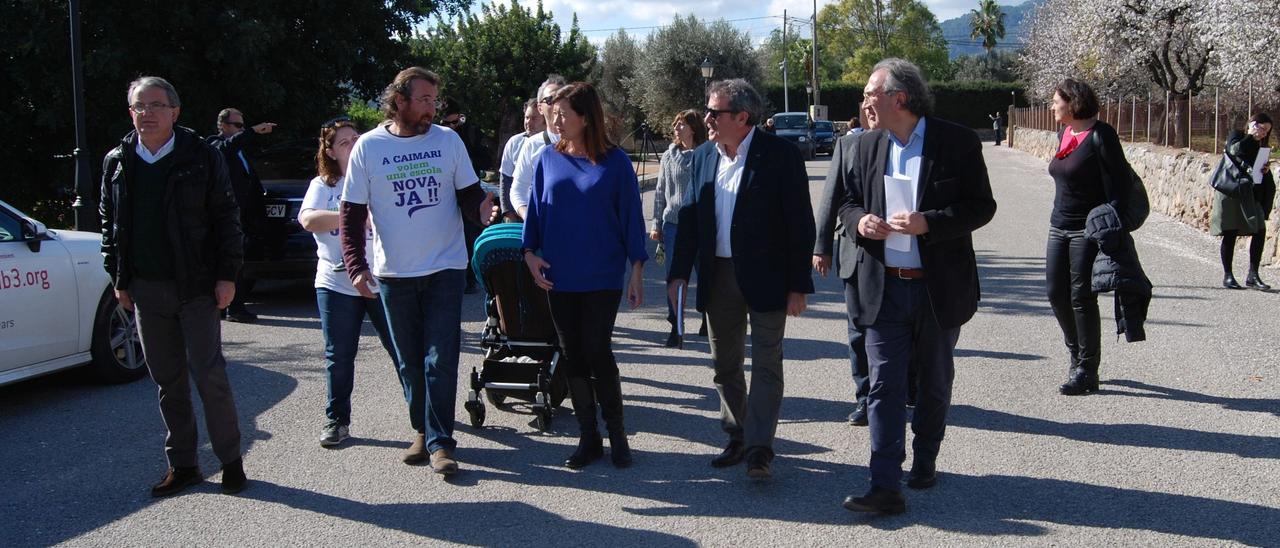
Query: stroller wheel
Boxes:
[
  {"xmin": 485, "ymin": 391, "xmax": 508, "ymax": 408},
  {"xmin": 465, "ymin": 400, "xmax": 486, "ymax": 428}
]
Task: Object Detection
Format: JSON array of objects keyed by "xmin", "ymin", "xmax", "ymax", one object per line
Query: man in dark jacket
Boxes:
[
  {"xmin": 206, "ymin": 107, "xmax": 275, "ymax": 322},
  {"xmin": 837, "ymin": 59, "xmax": 996, "ymax": 514},
  {"xmin": 100, "ymin": 76, "xmax": 247, "ymax": 497},
  {"xmin": 439, "ymin": 100, "xmax": 491, "ymax": 294},
  {"xmin": 667, "ymin": 78, "xmax": 816, "ymax": 480}
]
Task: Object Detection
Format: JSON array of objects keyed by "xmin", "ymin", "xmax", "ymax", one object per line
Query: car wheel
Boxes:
[{"xmin": 89, "ymin": 289, "xmax": 147, "ymax": 383}]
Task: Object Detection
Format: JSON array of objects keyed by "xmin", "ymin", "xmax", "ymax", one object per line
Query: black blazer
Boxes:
[
  {"xmin": 836, "ymin": 118, "xmax": 997, "ymax": 329},
  {"xmin": 668, "ymin": 129, "xmax": 816, "ymax": 313},
  {"xmin": 816, "ymin": 132, "xmax": 867, "ymax": 280}
]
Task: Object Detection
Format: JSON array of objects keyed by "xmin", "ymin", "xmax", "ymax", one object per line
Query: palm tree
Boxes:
[{"xmin": 969, "ymin": 0, "xmax": 1006, "ymax": 57}]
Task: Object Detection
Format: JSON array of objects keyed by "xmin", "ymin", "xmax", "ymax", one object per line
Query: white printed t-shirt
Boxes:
[
  {"xmin": 341, "ymin": 124, "xmax": 479, "ymax": 278},
  {"xmin": 300, "ymin": 176, "xmax": 376, "ymax": 297}
]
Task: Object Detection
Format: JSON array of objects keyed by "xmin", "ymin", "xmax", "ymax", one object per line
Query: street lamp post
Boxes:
[
  {"xmin": 805, "ymin": 83, "xmax": 812, "ymax": 116},
  {"xmin": 69, "ymin": 0, "xmax": 93, "ymax": 231},
  {"xmin": 700, "ymin": 58, "xmax": 716, "ymax": 96}
]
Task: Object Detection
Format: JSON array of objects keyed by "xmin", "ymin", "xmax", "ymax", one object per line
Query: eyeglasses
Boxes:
[
  {"xmin": 704, "ymin": 107, "xmax": 740, "ymax": 118},
  {"xmin": 129, "ymin": 102, "xmax": 174, "ymax": 114},
  {"xmin": 442, "ymin": 118, "xmax": 462, "ymax": 127},
  {"xmin": 539, "ymin": 96, "xmax": 556, "ymax": 105},
  {"xmin": 863, "ymin": 88, "xmax": 900, "ymax": 99},
  {"xmin": 410, "ymin": 95, "xmax": 443, "ymax": 109},
  {"xmin": 321, "ymin": 115, "xmax": 350, "ymax": 129},
  {"xmin": 225, "ymin": 121, "xmax": 244, "ymax": 129}
]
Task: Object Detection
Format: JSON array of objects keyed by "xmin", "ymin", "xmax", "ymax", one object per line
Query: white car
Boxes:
[{"xmin": 0, "ymin": 199, "xmax": 146, "ymax": 386}]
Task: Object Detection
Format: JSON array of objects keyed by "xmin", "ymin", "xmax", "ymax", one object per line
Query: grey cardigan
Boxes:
[{"xmin": 652, "ymin": 143, "xmax": 696, "ymax": 231}]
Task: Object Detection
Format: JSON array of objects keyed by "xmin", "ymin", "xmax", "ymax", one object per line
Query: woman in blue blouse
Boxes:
[{"xmin": 523, "ymin": 82, "xmax": 647, "ymax": 469}]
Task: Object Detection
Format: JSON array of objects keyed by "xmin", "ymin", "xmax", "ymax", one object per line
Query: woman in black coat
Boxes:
[
  {"xmin": 1212, "ymin": 113, "xmax": 1275, "ymax": 290},
  {"xmin": 1044, "ymin": 79, "xmax": 1134, "ymax": 396}
]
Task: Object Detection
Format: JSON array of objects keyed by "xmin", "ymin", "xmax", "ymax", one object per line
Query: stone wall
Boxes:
[{"xmin": 1008, "ymin": 126, "xmax": 1280, "ymax": 266}]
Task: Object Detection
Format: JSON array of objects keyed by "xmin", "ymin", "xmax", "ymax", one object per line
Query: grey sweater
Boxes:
[{"xmin": 652, "ymin": 143, "xmax": 696, "ymax": 231}]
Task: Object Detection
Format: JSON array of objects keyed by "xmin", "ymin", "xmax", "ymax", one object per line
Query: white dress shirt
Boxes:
[
  {"xmin": 883, "ymin": 117, "xmax": 926, "ymax": 268},
  {"xmin": 135, "ymin": 133, "xmax": 176, "ymax": 164},
  {"xmin": 510, "ymin": 130, "xmax": 560, "ymax": 214},
  {"xmin": 713, "ymin": 128, "xmax": 755, "ymax": 258}
]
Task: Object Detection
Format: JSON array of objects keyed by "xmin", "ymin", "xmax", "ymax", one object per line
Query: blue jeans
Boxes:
[
  {"xmin": 865, "ymin": 277, "xmax": 960, "ymax": 490},
  {"xmin": 377, "ymin": 269, "xmax": 465, "ymax": 453},
  {"xmin": 317, "ymin": 287, "xmax": 398, "ymax": 426}
]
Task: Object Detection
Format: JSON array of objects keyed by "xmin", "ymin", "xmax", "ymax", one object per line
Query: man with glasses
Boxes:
[
  {"xmin": 338, "ymin": 67, "xmax": 497, "ymax": 476},
  {"xmin": 666, "ymin": 78, "xmax": 815, "ymax": 481},
  {"xmin": 508, "ymin": 74, "xmax": 566, "ymax": 220},
  {"xmin": 100, "ymin": 76, "xmax": 248, "ymax": 497},
  {"xmin": 837, "ymin": 59, "xmax": 996, "ymax": 514},
  {"xmin": 206, "ymin": 108, "xmax": 277, "ymax": 323}
]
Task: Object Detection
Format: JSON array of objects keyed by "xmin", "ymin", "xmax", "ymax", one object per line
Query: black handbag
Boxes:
[
  {"xmin": 1089, "ymin": 129, "xmax": 1150, "ymax": 231},
  {"xmin": 1209, "ymin": 153, "xmax": 1255, "ymax": 200}
]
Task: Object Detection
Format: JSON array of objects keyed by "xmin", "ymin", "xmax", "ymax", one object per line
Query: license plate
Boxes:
[{"xmin": 265, "ymin": 204, "xmax": 287, "ymax": 218}]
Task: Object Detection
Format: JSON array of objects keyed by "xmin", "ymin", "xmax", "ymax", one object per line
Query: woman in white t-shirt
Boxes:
[{"xmin": 298, "ymin": 118, "xmax": 401, "ymax": 447}]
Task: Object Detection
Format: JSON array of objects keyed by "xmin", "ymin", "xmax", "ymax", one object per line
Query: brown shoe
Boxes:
[
  {"xmin": 403, "ymin": 433, "xmax": 428, "ymax": 465},
  {"xmin": 430, "ymin": 448, "xmax": 459, "ymax": 476},
  {"xmin": 150, "ymin": 466, "xmax": 202, "ymax": 498}
]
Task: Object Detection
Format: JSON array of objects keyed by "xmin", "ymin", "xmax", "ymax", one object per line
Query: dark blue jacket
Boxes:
[{"xmin": 667, "ymin": 129, "xmax": 816, "ymax": 313}]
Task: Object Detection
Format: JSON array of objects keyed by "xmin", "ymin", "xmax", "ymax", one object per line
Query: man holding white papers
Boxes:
[{"xmin": 836, "ymin": 59, "xmax": 996, "ymax": 514}]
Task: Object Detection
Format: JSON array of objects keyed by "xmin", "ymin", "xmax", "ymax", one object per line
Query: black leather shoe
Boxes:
[
  {"xmin": 710, "ymin": 439, "xmax": 745, "ymax": 468},
  {"xmin": 745, "ymin": 447, "xmax": 773, "ymax": 480},
  {"xmin": 1245, "ymin": 272, "xmax": 1271, "ymax": 291},
  {"xmin": 565, "ymin": 433, "xmax": 604, "ymax": 469},
  {"xmin": 843, "ymin": 487, "xmax": 906, "ymax": 514},
  {"xmin": 1059, "ymin": 368, "xmax": 1099, "ymax": 395},
  {"xmin": 220, "ymin": 459, "xmax": 248, "ymax": 494},
  {"xmin": 905, "ymin": 468, "xmax": 938, "ymax": 490},
  {"xmin": 847, "ymin": 401, "xmax": 868, "ymax": 426},
  {"xmin": 1224, "ymin": 274, "xmax": 1244, "ymax": 289},
  {"xmin": 664, "ymin": 330, "xmax": 681, "ymax": 348},
  {"xmin": 150, "ymin": 466, "xmax": 202, "ymax": 497}
]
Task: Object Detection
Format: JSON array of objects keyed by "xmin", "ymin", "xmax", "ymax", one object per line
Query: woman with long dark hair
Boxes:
[
  {"xmin": 651, "ymin": 109, "xmax": 708, "ymax": 346},
  {"xmin": 522, "ymin": 82, "xmax": 647, "ymax": 468},
  {"xmin": 1213, "ymin": 112, "xmax": 1275, "ymax": 290},
  {"xmin": 298, "ymin": 118, "xmax": 400, "ymax": 446},
  {"xmin": 1045, "ymin": 79, "xmax": 1134, "ymax": 395}
]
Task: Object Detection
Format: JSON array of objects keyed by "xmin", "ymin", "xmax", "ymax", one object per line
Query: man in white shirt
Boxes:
[
  {"xmin": 338, "ymin": 67, "xmax": 497, "ymax": 476},
  {"xmin": 666, "ymin": 79, "xmax": 815, "ymax": 481},
  {"xmin": 508, "ymin": 74, "xmax": 566, "ymax": 219},
  {"xmin": 499, "ymin": 98, "xmax": 544, "ymax": 221}
]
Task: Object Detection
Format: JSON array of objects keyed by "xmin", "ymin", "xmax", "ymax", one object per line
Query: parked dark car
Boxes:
[
  {"xmin": 814, "ymin": 120, "xmax": 836, "ymax": 156},
  {"xmin": 771, "ymin": 112, "xmax": 816, "ymax": 160},
  {"xmin": 245, "ymin": 140, "xmax": 318, "ymax": 280}
]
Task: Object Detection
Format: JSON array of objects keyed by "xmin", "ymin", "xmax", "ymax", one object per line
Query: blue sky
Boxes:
[{"xmin": 496, "ymin": 0, "xmax": 1031, "ymax": 45}]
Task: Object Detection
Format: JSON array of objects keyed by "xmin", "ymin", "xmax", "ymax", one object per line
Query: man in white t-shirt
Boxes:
[
  {"xmin": 339, "ymin": 67, "xmax": 497, "ymax": 476},
  {"xmin": 498, "ymin": 98, "xmax": 544, "ymax": 221},
  {"xmin": 508, "ymin": 74, "xmax": 565, "ymax": 219}
]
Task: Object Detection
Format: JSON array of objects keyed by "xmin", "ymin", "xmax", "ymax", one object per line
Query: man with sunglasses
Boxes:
[
  {"xmin": 206, "ymin": 108, "xmax": 277, "ymax": 323},
  {"xmin": 508, "ymin": 74, "xmax": 566, "ymax": 220},
  {"xmin": 666, "ymin": 78, "xmax": 815, "ymax": 481}
]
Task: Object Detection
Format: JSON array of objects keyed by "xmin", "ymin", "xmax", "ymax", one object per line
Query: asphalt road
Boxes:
[{"xmin": 2, "ymin": 144, "xmax": 1277, "ymax": 546}]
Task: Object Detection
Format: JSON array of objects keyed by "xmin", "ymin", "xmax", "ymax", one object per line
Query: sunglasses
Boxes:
[
  {"xmin": 321, "ymin": 115, "xmax": 350, "ymax": 129},
  {"xmin": 225, "ymin": 121, "xmax": 244, "ymax": 129},
  {"xmin": 704, "ymin": 107, "xmax": 740, "ymax": 118}
]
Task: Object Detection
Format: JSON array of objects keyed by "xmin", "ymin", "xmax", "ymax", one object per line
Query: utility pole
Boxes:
[
  {"xmin": 69, "ymin": 0, "xmax": 93, "ymax": 231},
  {"xmin": 811, "ymin": 0, "xmax": 820, "ymax": 111},
  {"xmin": 782, "ymin": 9, "xmax": 790, "ymax": 112}
]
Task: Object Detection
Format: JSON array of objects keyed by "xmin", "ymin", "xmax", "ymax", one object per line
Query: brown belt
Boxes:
[{"xmin": 885, "ymin": 267, "xmax": 926, "ymax": 280}]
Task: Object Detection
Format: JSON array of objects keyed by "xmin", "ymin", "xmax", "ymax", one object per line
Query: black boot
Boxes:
[
  {"xmin": 1245, "ymin": 268, "xmax": 1271, "ymax": 290},
  {"xmin": 565, "ymin": 377, "xmax": 603, "ymax": 469},
  {"xmin": 596, "ymin": 376, "xmax": 632, "ymax": 468},
  {"xmin": 1059, "ymin": 365, "xmax": 1099, "ymax": 395},
  {"xmin": 1224, "ymin": 273, "xmax": 1244, "ymax": 289}
]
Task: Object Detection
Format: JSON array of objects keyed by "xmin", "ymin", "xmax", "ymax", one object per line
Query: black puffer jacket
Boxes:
[
  {"xmin": 1085, "ymin": 203, "xmax": 1151, "ymax": 342},
  {"xmin": 100, "ymin": 126, "xmax": 244, "ymax": 300}
]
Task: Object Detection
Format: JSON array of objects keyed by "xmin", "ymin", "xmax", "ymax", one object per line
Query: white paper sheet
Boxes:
[
  {"xmin": 883, "ymin": 175, "xmax": 914, "ymax": 252},
  {"xmin": 1252, "ymin": 147, "xmax": 1271, "ymax": 185}
]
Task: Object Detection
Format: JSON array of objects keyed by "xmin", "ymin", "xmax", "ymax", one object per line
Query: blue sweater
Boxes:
[{"xmin": 522, "ymin": 146, "xmax": 648, "ymax": 292}]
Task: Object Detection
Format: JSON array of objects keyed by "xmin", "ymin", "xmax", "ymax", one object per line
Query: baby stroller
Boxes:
[{"xmin": 464, "ymin": 222, "xmax": 568, "ymax": 431}]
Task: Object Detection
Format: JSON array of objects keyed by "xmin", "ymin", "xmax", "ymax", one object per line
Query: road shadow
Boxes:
[
  {"xmin": 949, "ymin": 404, "xmax": 1280, "ymax": 459},
  {"xmin": 954, "ymin": 348, "xmax": 1046, "ymax": 361},
  {"xmin": 974, "ymin": 252, "xmax": 1050, "ymax": 317},
  {"xmin": 0, "ymin": 359, "xmax": 296, "ymax": 547},
  {"xmin": 1105, "ymin": 379, "xmax": 1280, "ymax": 417},
  {"xmin": 242, "ymin": 482, "xmax": 696, "ymax": 546}
]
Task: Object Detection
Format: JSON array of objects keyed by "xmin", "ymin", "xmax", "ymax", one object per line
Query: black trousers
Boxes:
[
  {"xmin": 547, "ymin": 290, "xmax": 623, "ymax": 380},
  {"xmin": 1046, "ymin": 226, "xmax": 1101, "ymax": 372},
  {"xmin": 1220, "ymin": 226, "xmax": 1267, "ymax": 273}
]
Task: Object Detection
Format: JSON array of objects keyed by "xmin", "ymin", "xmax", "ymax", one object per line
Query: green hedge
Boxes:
[{"xmin": 761, "ymin": 80, "xmax": 1030, "ymax": 129}]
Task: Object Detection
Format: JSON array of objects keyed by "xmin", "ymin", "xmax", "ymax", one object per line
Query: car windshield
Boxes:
[
  {"xmin": 773, "ymin": 115, "xmax": 809, "ymax": 130},
  {"xmin": 815, "ymin": 121, "xmax": 833, "ymax": 132}
]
